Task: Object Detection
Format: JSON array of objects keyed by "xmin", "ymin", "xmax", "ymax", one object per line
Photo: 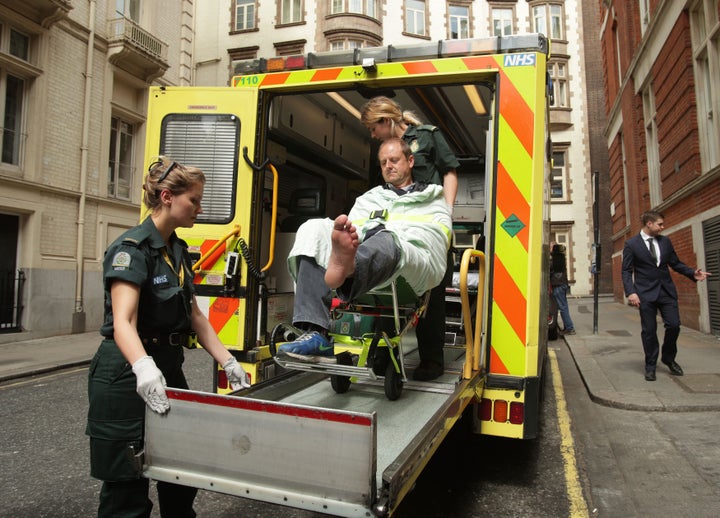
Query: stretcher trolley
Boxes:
[{"xmin": 272, "ymin": 278, "xmax": 431, "ymax": 400}]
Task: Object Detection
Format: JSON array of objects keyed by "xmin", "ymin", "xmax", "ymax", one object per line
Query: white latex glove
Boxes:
[
  {"xmin": 132, "ymin": 356, "xmax": 170, "ymax": 414},
  {"xmin": 223, "ymin": 357, "xmax": 251, "ymax": 390}
]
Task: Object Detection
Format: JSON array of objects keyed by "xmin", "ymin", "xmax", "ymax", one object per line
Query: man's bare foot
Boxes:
[{"xmin": 325, "ymin": 215, "xmax": 359, "ymax": 289}]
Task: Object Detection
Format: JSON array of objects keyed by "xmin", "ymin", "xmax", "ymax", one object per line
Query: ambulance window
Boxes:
[{"xmin": 160, "ymin": 114, "xmax": 240, "ymax": 223}]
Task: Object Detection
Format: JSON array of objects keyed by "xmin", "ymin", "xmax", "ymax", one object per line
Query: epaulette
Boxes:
[{"xmin": 120, "ymin": 226, "xmax": 152, "ymax": 247}]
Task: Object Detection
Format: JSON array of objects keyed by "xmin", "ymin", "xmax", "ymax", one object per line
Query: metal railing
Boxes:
[
  {"xmin": 0, "ymin": 269, "xmax": 25, "ymax": 333},
  {"xmin": 107, "ymin": 17, "xmax": 168, "ymax": 61}
]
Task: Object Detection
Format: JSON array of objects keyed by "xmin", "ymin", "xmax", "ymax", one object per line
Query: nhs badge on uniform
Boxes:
[
  {"xmin": 112, "ymin": 251, "xmax": 131, "ymax": 270},
  {"xmin": 153, "ymin": 274, "xmax": 169, "ymax": 286}
]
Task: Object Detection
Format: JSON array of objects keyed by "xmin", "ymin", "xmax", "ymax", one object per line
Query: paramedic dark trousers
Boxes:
[
  {"xmin": 88, "ymin": 340, "xmax": 198, "ymax": 518},
  {"xmin": 415, "ymin": 249, "xmax": 453, "ymax": 366}
]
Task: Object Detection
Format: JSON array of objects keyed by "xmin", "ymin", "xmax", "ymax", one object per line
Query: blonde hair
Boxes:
[
  {"xmin": 143, "ymin": 156, "xmax": 205, "ymax": 210},
  {"xmin": 360, "ymin": 96, "xmax": 423, "ymax": 136}
]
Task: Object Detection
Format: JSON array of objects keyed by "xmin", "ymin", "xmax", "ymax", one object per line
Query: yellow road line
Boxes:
[{"xmin": 549, "ymin": 348, "xmax": 589, "ymax": 517}]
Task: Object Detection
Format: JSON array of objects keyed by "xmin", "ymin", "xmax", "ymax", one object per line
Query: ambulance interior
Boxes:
[{"xmin": 262, "ymin": 82, "xmax": 494, "ymax": 342}]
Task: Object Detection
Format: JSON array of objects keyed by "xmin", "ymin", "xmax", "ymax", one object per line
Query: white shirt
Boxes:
[{"xmin": 640, "ymin": 230, "xmax": 660, "ymax": 266}]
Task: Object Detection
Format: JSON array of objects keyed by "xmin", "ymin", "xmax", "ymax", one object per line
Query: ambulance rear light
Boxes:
[
  {"xmin": 217, "ymin": 367, "xmax": 252, "ymax": 391},
  {"xmin": 480, "ymin": 398, "xmax": 492, "ymax": 420},
  {"xmin": 284, "ymin": 55, "xmax": 307, "ymax": 69},
  {"xmin": 355, "ymin": 46, "xmax": 390, "ymax": 66},
  {"xmin": 493, "ymin": 400, "xmax": 508, "ymax": 422},
  {"xmin": 478, "ymin": 398, "xmax": 525, "ymax": 424},
  {"xmin": 509, "ymin": 402, "xmax": 524, "ymax": 424},
  {"xmin": 234, "ymin": 58, "xmax": 265, "ymax": 75},
  {"xmin": 232, "ymin": 34, "xmax": 548, "ymax": 78},
  {"xmin": 388, "ymin": 41, "xmax": 442, "ymax": 61},
  {"xmin": 265, "ymin": 57, "xmax": 286, "ymax": 72},
  {"xmin": 307, "ymin": 48, "xmax": 356, "ymax": 69}
]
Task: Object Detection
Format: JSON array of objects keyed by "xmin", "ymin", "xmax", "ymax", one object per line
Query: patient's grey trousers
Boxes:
[{"xmin": 292, "ymin": 231, "xmax": 400, "ymax": 330}]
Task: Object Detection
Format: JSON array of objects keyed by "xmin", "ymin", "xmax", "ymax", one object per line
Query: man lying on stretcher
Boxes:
[{"xmin": 278, "ymin": 138, "xmax": 452, "ymax": 363}]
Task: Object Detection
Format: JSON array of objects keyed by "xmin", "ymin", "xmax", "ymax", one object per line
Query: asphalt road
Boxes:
[
  {"xmin": 3, "ymin": 340, "xmax": 719, "ymax": 517},
  {"xmin": 1, "ymin": 345, "xmax": 572, "ymax": 517}
]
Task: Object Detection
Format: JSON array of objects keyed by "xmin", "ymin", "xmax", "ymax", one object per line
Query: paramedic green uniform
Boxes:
[
  {"xmin": 86, "ymin": 216, "xmax": 198, "ymax": 517},
  {"xmin": 402, "ymin": 125, "xmax": 460, "ymax": 368}
]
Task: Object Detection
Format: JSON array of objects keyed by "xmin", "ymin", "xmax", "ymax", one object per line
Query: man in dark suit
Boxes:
[{"xmin": 622, "ymin": 211, "xmax": 711, "ymax": 381}]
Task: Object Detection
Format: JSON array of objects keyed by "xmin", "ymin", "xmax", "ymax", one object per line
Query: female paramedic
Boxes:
[
  {"xmin": 361, "ymin": 96, "xmax": 460, "ymax": 381},
  {"xmin": 86, "ymin": 157, "xmax": 249, "ymax": 517}
]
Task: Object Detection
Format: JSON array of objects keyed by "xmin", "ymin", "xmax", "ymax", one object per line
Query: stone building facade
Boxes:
[
  {"xmin": 0, "ymin": 0, "xmax": 193, "ymax": 340},
  {"xmin": 194, "ymin": 0, "xmax": 610, "ymax": 297},
  {"xmin": 0, "ymin": 0, "xmax": 613, "ymax": 339},
  {"xmin": 600, "ymin": 0, "xmax": 720, "ymax": 333}
]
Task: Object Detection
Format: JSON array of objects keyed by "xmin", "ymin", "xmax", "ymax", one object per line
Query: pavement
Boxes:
[{"xmin": 1, "ymin": 296, "xmax": 720, "ymax": 412}]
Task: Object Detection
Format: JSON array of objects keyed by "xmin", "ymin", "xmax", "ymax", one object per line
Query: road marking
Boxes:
[
  {"xmin": 0, "ymin": 367, "xmax": 88, "ymax": 389},
  {"xmin": 549, "ymin": 348, "xmax": 590, "ymax": 517}
]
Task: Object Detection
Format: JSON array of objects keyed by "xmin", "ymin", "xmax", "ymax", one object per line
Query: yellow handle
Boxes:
[{"xmin": 459, "ymin": 249, "xmax": 486, "ymax": 379}]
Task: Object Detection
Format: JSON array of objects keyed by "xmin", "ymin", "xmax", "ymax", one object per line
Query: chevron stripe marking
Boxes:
[
  {"xmin": 489, "ymin": 345, "xmax": 510, "ymax": 374},
  {"xmin": 403, "ymin": 61, "xmax": 438, "ymax": 75},
  {"xmin": 209, "ymin": 296, "xmax": 240, "ymax": 334},
  {"xmin": 461, "ymin": 55, "xmax": 501, "ymax": 70},
  {"xmin": 498, "ymin": 71, "xmax": 534, "ymax": 156},
  {"xmin": 496, "ymin": 161, "xmax": 530, "ymax": 251},
  {"xmin": 260, "ymin": 72, "xmax": 291, "ymax": 86},
  {"xmin": 492, "ymin": 258, "xmax": 527, "ymax": 344},
  {"xmin": 311, "ymin": 68, "xmax": 343, "ymax": 82}
]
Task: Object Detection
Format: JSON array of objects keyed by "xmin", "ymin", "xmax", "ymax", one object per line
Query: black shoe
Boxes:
[
  {"xmin": 644, "ymin": 370, "xmax": 656, "ymax": 381},
  {"xmin": 663, "ymin": 360, "xmax": 684, "ymax": 376},
  {"xmin": 413, "ymin": 360, "xmax": 444, "ymax": 381}
]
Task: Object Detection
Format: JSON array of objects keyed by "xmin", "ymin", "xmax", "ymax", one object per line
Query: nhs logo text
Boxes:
[{"xmin": 504, "ymin": 53, "xmax": 536, "ymax": 67}]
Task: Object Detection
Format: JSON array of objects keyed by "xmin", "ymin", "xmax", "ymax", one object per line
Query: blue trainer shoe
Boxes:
[{"xmin": 277, "ymin": 331, "xmax": 336, "ymax": 363}]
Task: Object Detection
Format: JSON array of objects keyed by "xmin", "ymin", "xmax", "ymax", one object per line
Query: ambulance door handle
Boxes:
[{"xmin": 242, "ymin": 147, "xmax": 278, "ymax": 272}]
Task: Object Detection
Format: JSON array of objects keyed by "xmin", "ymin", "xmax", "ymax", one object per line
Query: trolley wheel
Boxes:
[
  {"xmin": 331, "ymin": 351, "xmax": 353, "ymax": 394},
  {"xmin": 384, "ymin": 355, "xmax": 403, "ymax": 400}
]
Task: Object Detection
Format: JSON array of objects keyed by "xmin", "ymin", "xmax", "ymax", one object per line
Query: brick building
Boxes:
[{"xmin": 599, "ymin": 0, "xmax": 720, "ymax": 334}]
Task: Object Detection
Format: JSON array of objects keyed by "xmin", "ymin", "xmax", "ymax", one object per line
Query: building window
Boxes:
[
  {"xmin": 550, "ymin": 149, "xmax": 568, "ymax": 201},
  {"xmin": 9, "ymin": 29, "xmax": 30, "ymax": 61},
  {"xmin": 115, "ymin": 0, "xmax": 140, "ymax": 22},
  {"xmin": 405, "ymin": 0, "xmax": 426, "ymax": 36},
  {"xmin": 639, "ymin": 0, "xmax": 650, "ymax": 35},
  {"xmin": 613, "ymin": 20, "xmax": 623, "ymax": 87},
  {"xmin": 331, "ymin": 0, "xmax": 377, "ymax": 18},
  {"xmin": 108, "ymin": 117, "xmax": 134, "ymax": 200},
  {"xmin": 1, "ymin": 74, "xmax": 24, "ymax": 166},
  {"xmin": 690, "ymin": 0, "xmax": 720, "ymax": 172},
  {"xmin": 330, "ymin": 38, "xmax": 364, "ymax": 51},
  {"xmin": 620, "ymin": 132, "xmax": 630, "ymax": 227},
  {"xmin": 549, "ymin": 59, "xmax": 569, "ymax": 108},
  {"xmin": 448, "ymin": 5, "xmax": 470, "ymax": 39},
  {"xmin": 234, "ymin": 0, "xmax": 256, "ymax": 31},
  {"xmin": 0, "ymin": 23, "xmax": 32, "ymax": 167},
  {"xmin": 642, "ymin": 86, "xmax": 661, "ymax": 205},
  {"xmin": 491, "ymin": 7, "xmax": 514, "ymax": 36},
  {"xmin": 280, "ymin": 0, "xmax": 303, "ymax": 25},
  {"xmin": 531, "ymin": 2, "xmax": 564, "ymax": 40}
]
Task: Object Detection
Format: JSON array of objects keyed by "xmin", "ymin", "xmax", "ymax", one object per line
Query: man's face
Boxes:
[
  {"xmin": 644, "ymin": 218, "xmax": 664, "ymax": 237},
  {"xmin": 379, "ymin": 141, "xmax": 414, "ymax": 188}
]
